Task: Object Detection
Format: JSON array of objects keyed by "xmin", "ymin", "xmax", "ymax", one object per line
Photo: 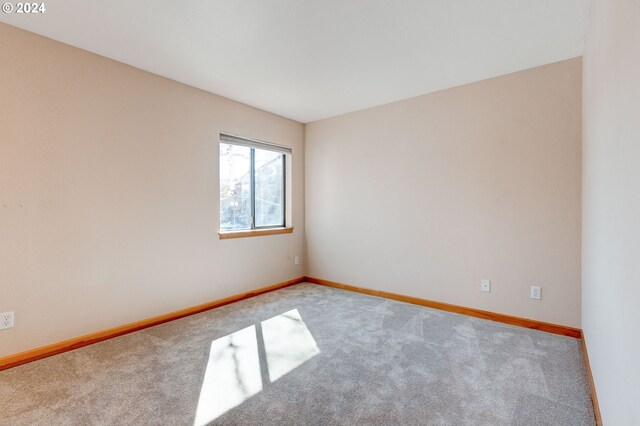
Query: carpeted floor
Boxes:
[{"xmin": 0, "ymin": 283, "xmax": 595, "ymax": 425}]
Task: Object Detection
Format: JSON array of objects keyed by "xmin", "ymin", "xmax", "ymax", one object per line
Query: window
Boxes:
[{"xmin": 219, "ymin": 134, "xmax": 289, "ymax": 234}]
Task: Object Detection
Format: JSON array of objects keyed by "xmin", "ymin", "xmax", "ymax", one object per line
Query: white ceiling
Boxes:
[{"xmin": 1, "ymin": 0, "xmax": 591, "ymax": 123}]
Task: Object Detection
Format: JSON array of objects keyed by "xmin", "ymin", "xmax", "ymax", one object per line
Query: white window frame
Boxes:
[{"xmin": 219, "ymin": 133, "xmax": 291, "ymax": 235}]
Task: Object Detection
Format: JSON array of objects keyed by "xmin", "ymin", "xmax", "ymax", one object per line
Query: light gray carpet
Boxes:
[{"xmin": 0, "ymin": 283, "xmax": 595, "ymax": 425}]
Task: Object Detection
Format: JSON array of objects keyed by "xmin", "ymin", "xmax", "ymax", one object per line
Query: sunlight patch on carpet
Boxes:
[
  {"xmin": 194, "ymin": 309, "xmax": 319, "ymax": 425},
  {"xmin": 263, "ymin": 309, "xmax": 320, "ymax": 382}
]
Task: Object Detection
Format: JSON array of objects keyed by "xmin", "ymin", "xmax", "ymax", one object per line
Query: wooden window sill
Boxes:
[{"xmin": 218, "ymin": 227, "xmax": 294, "ymax": 240}]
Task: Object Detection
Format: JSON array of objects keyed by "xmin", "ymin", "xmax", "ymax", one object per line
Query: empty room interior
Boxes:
[{"xmin": 0, "ymin": 0, "xmax": 638, "ymax": 425}]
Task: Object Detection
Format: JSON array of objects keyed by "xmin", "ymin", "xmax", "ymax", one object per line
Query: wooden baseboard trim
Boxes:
[
  {"xmin": 2, "ymin": 275, "xmax": 598, "ymax": 421},
  {"xmin": 0, "ymin": 276, "xmax": 305, "ymax": 371},
  {"xmin": 581, "ymin": 337, "xmax": 603, "ymax": 425},
  {"xmin": 305, "ymin": 277, "xmax": 582, "ymax": 339}
]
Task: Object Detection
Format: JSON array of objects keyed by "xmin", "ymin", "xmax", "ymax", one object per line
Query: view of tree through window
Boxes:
[{"xmin": 220, "ymin": 142, "xmax": 285, "ymax": 231}]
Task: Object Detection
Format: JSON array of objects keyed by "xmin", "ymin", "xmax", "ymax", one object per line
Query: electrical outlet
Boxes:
[
  {"xmin": 530, "ymin": 286, "xmax": 541, "ymax": 300},
  {"xmin": 481, "ymin": 279, "xmax": 491, "ymax": 292},
  {"xmin": 0, "ymin": 311, "xmax": 14, "ymax": 330},
  {"xmin": 294, "ymin": 256, "xmax": 300, "ymax": 265}
]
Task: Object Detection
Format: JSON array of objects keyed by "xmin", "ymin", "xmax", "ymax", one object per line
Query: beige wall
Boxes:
[
  {"xmin": 0, "ymin": 23, "xmax": 304, "ymax": 357},
  {"xmin": 306, "ymin": 58, "xmax": 582, "ymax": 327},
  {"xmin": 582, "ymin": 0, "xmax": 640, "ymax": 423}
]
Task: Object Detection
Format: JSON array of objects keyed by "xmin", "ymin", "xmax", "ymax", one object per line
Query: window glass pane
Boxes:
[
  {"xmin": 220, "ymin": 143, "xmax": 252, "ymax": 230},
  {"xmin": 254, "ymin": 149, "xmax": 284, "ymax": 227}
]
